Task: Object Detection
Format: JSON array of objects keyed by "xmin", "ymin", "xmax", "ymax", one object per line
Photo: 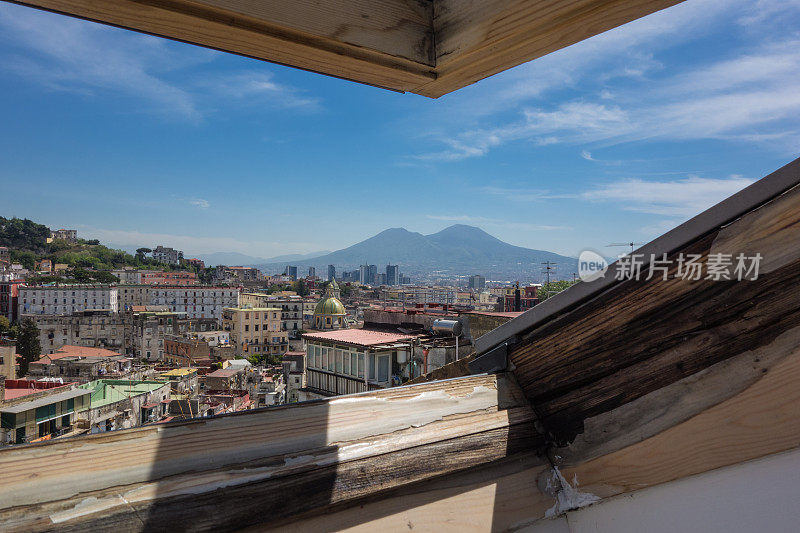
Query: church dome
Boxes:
[
  {"xmin": 314, "ymin": 296, "xmax": 345, "ymax": 316},
  {"xmin": 312, "ymin": 280, "xmax": 347, "ymax": 330}
]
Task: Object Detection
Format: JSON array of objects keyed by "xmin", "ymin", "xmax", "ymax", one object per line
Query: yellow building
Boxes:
[{"xmin": 222, "ymin": 307, "xmax": 288, "ymax": 357}]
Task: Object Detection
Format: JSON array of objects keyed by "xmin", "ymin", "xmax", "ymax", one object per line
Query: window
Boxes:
[
  {"xmin": 343, "ymin": 352, "xmax": 350, "ymax": 375},
  {"xmin": 369, "ymin": 353, "xmax": 376, "ymax": 380},
  {"xmin": 378, "ymin": 354, "xmax": 390, "ymax": 382},
  {"xmin": 322, "ymin": 347, "xmax": 328, "ymax": 370},
  {"xmin": 254, "ymin": 324, "xmax": 259, "ymax": 331},
  {"xmin": 357, "ymin": 354, "xmax": 364, "ymax": 378},
  {"xmin": 245, "ymin": 325, "xmax": 249, "ymax": 332},
  {"xmin": 335, "ymin": 349, "xmax": 343, "ymax": 373},
  {"xmin": 350, "ymin": 352, "xmax": 357, "ymax": 376}
]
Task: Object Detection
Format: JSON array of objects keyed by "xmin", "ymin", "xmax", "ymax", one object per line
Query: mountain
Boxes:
[
  {"xmin": 194, "ymin": 251, "xmax": 269, "ymax": 266},
  {"xmin": 256, "ymin": 225, "xmax": 577, "ymax": 283},
  {"xmin": 261, "ymin": 250, "xmax": 331, "ymax": 263}
]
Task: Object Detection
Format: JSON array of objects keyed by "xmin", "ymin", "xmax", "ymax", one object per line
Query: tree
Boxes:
[
  {"xmin": 292, "ymin": 280, "xmax": 310, "ymax": 297},
  {"xmin": 0, "ymin": 316, "xmax": 10, "ymax": 336},
  {"xmin": 135, "ymin": 247, "xmax": 152, "ymax": 260},
  {"xmin": 16, "ymin": 318, "xmax": 41, "ymax": 377},
  {"xmin": 539, "ymin": 280, "xmax": 579, "ymax": 301}
]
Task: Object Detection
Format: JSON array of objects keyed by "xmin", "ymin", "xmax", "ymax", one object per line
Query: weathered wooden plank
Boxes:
[
  {"xmin": 7, "ymin": 0, "xmax": 687, "ymax": 97},
  {"xmin": 418, "ymin": 0, "xmax": 683, "ymax": 97},
  {"xmin": 11, "ymin": 0, "xmax": 436, "ymax": 92},
  {"xmin": 509, "ymin": 183, "xmax": 800, "ymax": 442},
  {"xmin": 268, "ymin": 452, "xmax": 554, "ymax": 533},
  {"xmin": 0, "ymin": 373, "xmax": 541, "ymax": 531},
  {"xmin": 561, "ymin": 341, "xmax": 800, "ymax": 501}
]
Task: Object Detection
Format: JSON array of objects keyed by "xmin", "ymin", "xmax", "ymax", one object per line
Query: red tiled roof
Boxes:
[
  {"xmin": 302, "ymin": 328, "xmax": 416, "ymax": 347},
  {"xmin": 2, "ymin": 380, "xmax": 77, "ymax": 400},
  {"xmin": 40, "ymin": 345, "xmax": 122, "ymax": 361}
]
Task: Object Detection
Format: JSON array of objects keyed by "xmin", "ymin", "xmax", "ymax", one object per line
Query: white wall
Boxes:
[{"xmin": 528, "ymin": 447, "xmax": 800, "ymax": 533}]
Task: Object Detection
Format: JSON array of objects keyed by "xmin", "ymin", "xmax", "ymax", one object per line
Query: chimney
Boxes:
[{"xmin": 514, "ymin": 282, "xmax": 521, "ymax": 312}]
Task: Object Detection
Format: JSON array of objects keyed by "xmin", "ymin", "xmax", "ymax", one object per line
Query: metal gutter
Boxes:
[{"xmin": 474, "ymin": 156, "xmax": 800, "ymax": 356}]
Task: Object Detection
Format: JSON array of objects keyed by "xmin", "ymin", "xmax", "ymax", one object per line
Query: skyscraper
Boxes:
[
  {"xmin": 359, "ymin": 264, "xmax": 378, "ymax": 285},
  {"xmin": 468, "ymin": 274, "xmax": 486, "ymax": 290},
  {"xmin": 327, "ymin": 264, "xmax": 336, "ymax": 281},
  {"xmin": 284, "ymin": 265, "xmax": 298, "ymax": 281},
  {"xmin": 308, "ymin": 266, "xmax": 316, "ymax": 278},
  {"xmin": 386, "ymin": 264, "xmax": 399, "ymax": 286}
]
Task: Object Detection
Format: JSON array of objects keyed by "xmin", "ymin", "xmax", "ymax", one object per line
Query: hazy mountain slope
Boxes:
[{"xmin": 256, "ymin": 225, "xmax": 577, "ymax": 282}]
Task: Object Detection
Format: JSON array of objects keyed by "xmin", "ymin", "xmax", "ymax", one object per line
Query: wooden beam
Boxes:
[
  {"xmin": 417, "ymin": 0, "xmax": 683, "ymax": 97},
  {"xmin": 10, "ymin": 0, "xmax": 437, "ymax": 93},
  {"xmin": 561, "ymin": 337, "xmax": 800, "ymax": 500},
  {"xmin": 6, "ymin": 0, "xmax": 686, "ymax": 97},
  {"xmin": 502, "ymin": 171, "xmax": 800, "ymax": 443},
  {"xmin": 0, "ymin": 373, "xmax": 541, "ymax": 531}
]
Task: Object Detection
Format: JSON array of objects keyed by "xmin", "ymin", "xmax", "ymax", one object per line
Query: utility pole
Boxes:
[{"xmin": 541, "ymin": 261, "xmax": 557, "ymax": 298}]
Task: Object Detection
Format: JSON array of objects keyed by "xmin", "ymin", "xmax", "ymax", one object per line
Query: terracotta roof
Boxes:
[
  {"xmin": 302, "ymin": 328, "xmax": 416, "ymax": 347},
  {"xmin": 40, "ymin": 345, "xmax": 122, "ymax": 361}
]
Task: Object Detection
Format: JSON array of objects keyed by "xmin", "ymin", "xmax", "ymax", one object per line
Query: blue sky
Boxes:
[{"xmin": 1, "ymin": 0, "xmax": 799, "ymax": 260}]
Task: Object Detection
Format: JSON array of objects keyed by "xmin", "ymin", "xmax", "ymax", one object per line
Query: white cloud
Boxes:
[
  {"xmin": 413, "ymin": 1, "xmax": 800, "ymax": 160},
  {"xmin": 581, "ymin": 150, "xmax": 595, "ymax": 161},
  {"xmin": 197, "ymin": 72, "xmax": 321, "ymax": 111},
  {"xmin": 581, "ymin": 175, "xmax": 755, "ymax": 217},
  {"xmin": 0, "ymin": 3, "xmax": 320, "ymax": 120},
  {"xmin": 190, "ymin": 198, "xmax": 210, "ymax": 209},
  {"xmin": 81, "ymin": 227, "xmax": 323, "ymax": 256}
]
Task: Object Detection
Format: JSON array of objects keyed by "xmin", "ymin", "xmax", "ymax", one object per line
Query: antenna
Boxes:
[
  {"xmin": 541, "ymin": 261, "xmax": 557, "ymax": 298},
  {"xmin": 608, "ymin": 242, "xmax": 646, "ymax": 256}
]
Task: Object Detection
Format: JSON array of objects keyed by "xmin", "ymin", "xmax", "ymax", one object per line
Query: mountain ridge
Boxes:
[{"xmin": 255, "ymin": 224, "xmax": 577, "ymax": 283}]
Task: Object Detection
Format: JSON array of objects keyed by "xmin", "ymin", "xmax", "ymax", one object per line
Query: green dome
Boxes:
[{"xmin": 314, "ymin": 296, "xmax": 346, "ymax": 316}]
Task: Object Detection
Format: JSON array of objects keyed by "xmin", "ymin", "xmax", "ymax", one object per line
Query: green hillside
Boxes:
[{"xmin": 0, "ymin": 216, "xmax": 195, "ymax": 277}]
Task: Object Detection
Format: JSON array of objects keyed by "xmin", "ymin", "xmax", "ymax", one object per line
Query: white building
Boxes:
[
  {"xmin": 19, "ymin": 285, "xmax": 118, "ymax": 315},
  {"xmin": 149, "ymin": 286, "xmax": 239, "ymax": 319}
]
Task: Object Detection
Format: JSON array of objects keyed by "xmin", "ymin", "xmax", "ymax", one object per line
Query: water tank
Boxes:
[{"xmin": 432, "ymin": 319, "xmax": 463, "ymax": 336}]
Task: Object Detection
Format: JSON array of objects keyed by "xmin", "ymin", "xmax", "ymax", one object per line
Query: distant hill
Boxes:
[
  {"xmin": 256, "ymin": 224, "xmax": 577, "ymax": 283},
  {"xmin": 0, "ymin": 217, "xmax": 193, "ymax": 275}
]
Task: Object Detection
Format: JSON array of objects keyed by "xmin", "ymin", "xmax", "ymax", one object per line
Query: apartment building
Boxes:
[
  {"xmin": 222, "ymin": 307, "xmax": 288, "ymax": 357},
  {"xmin": 214, "ymin": 266, "xmax": 262, "ymax": 283},
  {"xmin": 149, "ymin": 286, "xmax": 239, "ymax": 319},
  {"xmin": 116, "ymin": 284, "xmax": 151, "ymax": 311},
  {"xmin": 49, "ymin": 229, "xmax": 77, "ymax": 242},
  {"xmin": 152, "ymin": 246, "xmax": 183, "ymax": 265},
  {"xmin": 139, "ymin": 271, "xmax": 197, "ymax": 285},
  {"xmin": 0, "ymin": 280, "xmax": 23, "ymax": 322},
  {"xmin": 18, "ymin": 285, "xmax": 118, "ymax": 315},
  {"xmin": 379, "ymin": 286, "xmax": 457, "ymax": 306},
  {"xmin": 240, "ymin": 292, "xmax": 304, "ymax": 337},
  {"xmin": 27, "ymin": 310, "xmax": 127, "ymax": 354}
]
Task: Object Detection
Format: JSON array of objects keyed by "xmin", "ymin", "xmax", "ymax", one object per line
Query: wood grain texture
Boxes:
[
  {"xmin": 267, "ymin": 453, "xmax": 554, "ymax": 533},
  {"xmin": 0, "ymin": 373, "xmax": 542, "ymax": 531},
  {"xmin": 11, "ymin": 0, "xmax": 436, "ymax": 92},
  {"xmin": 8, "ymin": 0, "xmax": 685, "ymax": 96},
  {"xmin": 419, "ymin": 0, "xmax": 683, "ymax": 97},
  {"xmin": 509, "ymin": 183, "xmax": 800, "ymax": 443},
  {"xmin": 562, "ymin": 342, "xmax": 800, "ymax": 500}
]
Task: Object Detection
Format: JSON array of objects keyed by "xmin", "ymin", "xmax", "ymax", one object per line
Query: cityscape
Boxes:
[
  {"xmin": 1, "ymin": 218, "xmax": 573, "ymax": 442},
  {"xmin": 1, "ymin": 0, "xmax": 799, "ymax": 531}
]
